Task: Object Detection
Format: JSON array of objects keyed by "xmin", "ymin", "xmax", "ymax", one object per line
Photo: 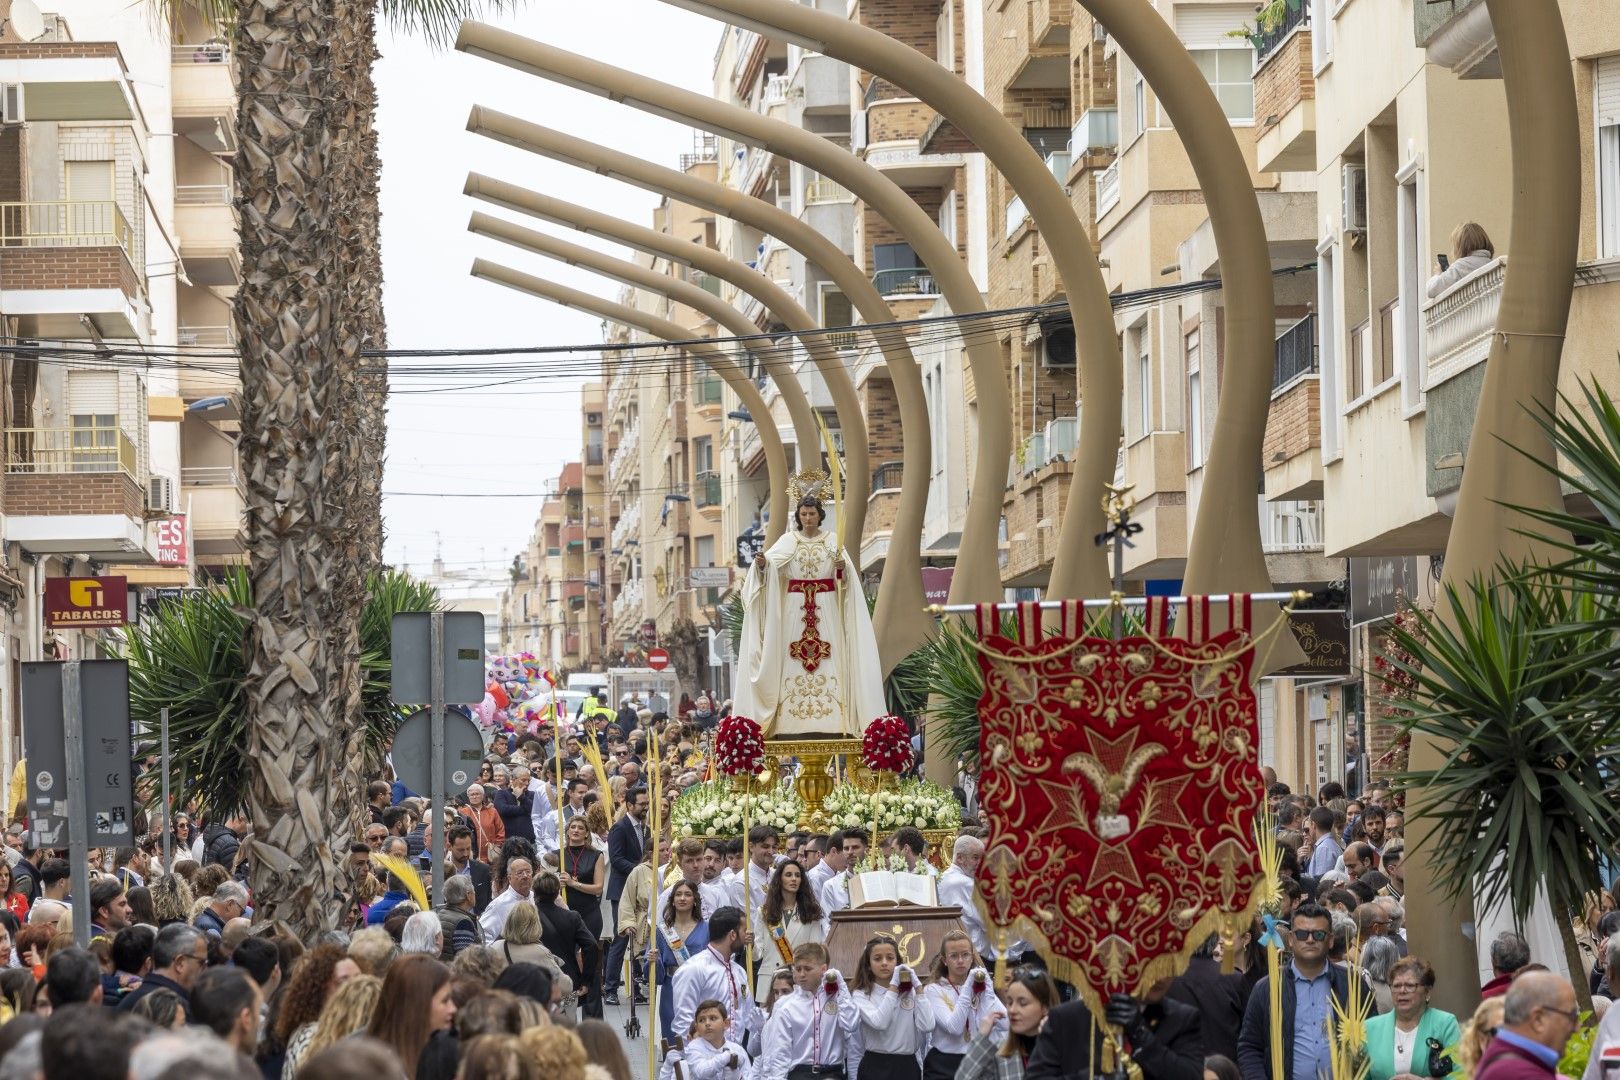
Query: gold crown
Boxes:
[{"xmin": 786, "ymin": 468, "xmax": 830, "ymax": 506}]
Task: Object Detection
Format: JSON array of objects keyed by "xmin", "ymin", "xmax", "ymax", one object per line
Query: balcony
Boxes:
[
  {"xmin": 4, "ymin": 424, "xmax": 149, "ymax": 558},
  {"xmin": 805, "ymin": 178, "xmax": 854, "ymax": 205},
  {"xmin": 1261, "ymin": 498, "xmax": 1324, "ymax": 554},
  {"xmin": 760, "ymin": 73, "xmax": 790, "ymax": 110},
  {"xmin": 170, "ymin": 41, "xmax": 236, "ymax": 151},
  {"xmin": 611, "ymin": 500, "xmax": 642, "ymax": 550},
  {"xmin": 174, "ymin": 184, "xmax": 240, "ymax": 286},
  {"xmin": 180, "ymin": 464, "xmax": 246, "ymax": 561},
  {"xmin": 1030, "ymin": 0, "xmax": 1072, "ymax": 49},
  {"xmin": 693, "ymin": 375, "xmax": 724, "ymax": 410},
  {"xmin": 872, "ymin": 461, "xmax": 903, "ymax": 491},
  {"xmin": 1273, "ymin": 314, "xmax": 1319, "ymax": 391},
  {"xmin": 790, "ymin": 51, "xmax": 847, "ymax": 116},
  {"xmin": 0, "ymin": 200, "xmax": 144, "ymax": 336},
  {"xmin": 1253, "ymin": 13, "xmax": 1315, "ymax": 174},
  {"xmin": 1265, "ymin": 316, "xmax": 1322, "ymax": 501},
  {"xmin": 1424, "ymin": 257, "xmax": 1504, "ymax": 389},
  {"xmin": 608, "ymin": 423, "xmax": 640, "ymax": 485},
  {"xmin": 873, "ymin": 267, "xmax": 939, "ymax": 298},
  {"xmin": 1005, "ymin": 195, "xmax": 1029, "ymax": 242},
  {"xmin": 1095, "ymin": 160, "xmax": 1121, "ymax": 218},
  {"xmin": 864, "ymin": 140, "xmax": 965, "ymax": 187},
  {"xmin": 0, "ymin": 32, "xmax": 147, "ymax": 136},
  {"xmin": 1067, "ymin": 108, "xmax": 1119, "ymax": 160},
  {"xmin": 612, "ymin": 577, "xmax": 645, "ymax": 621},
  {"xmin": 1414, "ymin": 0, "xmax": 1499, "ymax": 79},
  {"xmin": 694, "ymin": 469, "xmax": 723, "ymax": 509}
]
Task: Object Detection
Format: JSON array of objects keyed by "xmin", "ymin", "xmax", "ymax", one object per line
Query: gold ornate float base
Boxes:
[{"xmin": 767, "ymin": 738, "xmax": 861, "ymax": 830}]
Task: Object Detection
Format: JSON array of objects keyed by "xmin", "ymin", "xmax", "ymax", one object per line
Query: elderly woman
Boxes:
[
  {"xmin": 1365, "ymin": 957, "xmax": 1462, "ymax": 1080},
  {"xmin": 1360, "ymin": 935, "xmax": 1401, "ymax": 1014}
]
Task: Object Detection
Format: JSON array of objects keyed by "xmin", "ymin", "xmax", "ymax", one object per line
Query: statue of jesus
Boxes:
[{"xmin": 733, "ymin": 482, "xmax": 886, "ymax": 739}]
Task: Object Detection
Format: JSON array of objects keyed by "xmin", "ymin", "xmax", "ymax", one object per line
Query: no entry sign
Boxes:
[{"xmin": 646, "ymin": 647, "xmax": 671, "ymax": 671}]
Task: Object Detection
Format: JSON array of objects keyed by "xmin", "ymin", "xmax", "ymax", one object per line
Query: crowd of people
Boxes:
[{"xmin": 0, "ymin": 705, "xmax": 1613, "ymax": 1080}]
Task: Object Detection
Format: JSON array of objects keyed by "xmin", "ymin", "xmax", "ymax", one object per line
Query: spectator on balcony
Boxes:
[{"xmin": 1426, "ymin": 223, "xmax": 1496, "ymax": 299}]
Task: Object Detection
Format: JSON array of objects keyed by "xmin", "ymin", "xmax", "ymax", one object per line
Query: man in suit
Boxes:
[
  {"xmin": 444, "ymin": 823, "xmax": 493, "ymax": 913},
  {"xmin": 603, "ymin": 785, "xmax": 650, "ymax": 1006},
  {"xmin": 1167, "ymin": 934, "xmax": 1248, "ymax": 1062},
  {"xmin": 1028, "ymin": 978, "xmax": 1204, "ymax": 1080}
]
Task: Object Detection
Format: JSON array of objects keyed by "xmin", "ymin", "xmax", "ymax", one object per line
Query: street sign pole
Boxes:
[
  {"xmin": 430, "ymin": 612, "xmax": 446, "ymax": 906},
  {"xmin": 61, "ymin": 662, "xmax": 91, "ymax": 948},
  {"xmin": 160, "ymin": 707, "xmax": 171, "ymax": 870}
]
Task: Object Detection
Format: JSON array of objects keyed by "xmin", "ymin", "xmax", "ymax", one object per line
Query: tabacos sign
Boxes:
[{"xmin": 44, "ymin": 576, "xmax": 129, "ymax": 629}]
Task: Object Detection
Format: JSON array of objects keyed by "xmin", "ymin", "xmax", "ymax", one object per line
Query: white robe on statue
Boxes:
[{"xmin": 734, "ymin": 527, "xmax": 886, "ymax": 738}]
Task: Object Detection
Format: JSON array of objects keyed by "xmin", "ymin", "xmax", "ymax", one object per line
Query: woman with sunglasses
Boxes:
[
  {"xmin": 957, "ymin": 965, "xmax": 1059, "ymax": 1080},
  {"xmin": 1364, "ymin": 957, "xmax": 1460, "ymax": 1080}
]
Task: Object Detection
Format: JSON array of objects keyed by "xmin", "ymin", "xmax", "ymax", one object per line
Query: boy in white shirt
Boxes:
[
  {"xmin": 684, "ymin": 999, "xmax": 755, "ymax": 1080},
  {"xmin": 760, "ymin": 942, "xmax": 859, "ymax": 1080}
]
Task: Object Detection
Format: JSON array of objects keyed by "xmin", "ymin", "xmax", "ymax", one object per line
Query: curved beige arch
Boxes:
[
  {"xmin": 454, "ymin": 22, "xmax": 1008, "ymax": 607},
  {"xmin": 465, "ymin": 174, "xmax": 868, "ymax": 555},
  {"xmin": 469, "ymin": 258, "xmax": 792, "ymax": 547},
  {"xmin": 638, "ymin": 0, "xmax": 1114, "ymax": 600},
  {"xmin": 466, "ymin": 107, "xmax": 934, "ymax": 674}
]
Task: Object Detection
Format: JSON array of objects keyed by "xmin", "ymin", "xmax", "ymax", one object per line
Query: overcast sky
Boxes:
[{"xmin": 373, "ymin": 6, "xmax": 721, "ymax": 598}]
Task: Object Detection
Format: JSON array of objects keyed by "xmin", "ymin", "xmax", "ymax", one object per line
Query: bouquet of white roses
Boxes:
[
  {"xmin": 670, "ymin": 780, "xmax": 804, "ymax": 838},
  {"xmin": 822, "ymin": 778, "xmax": 963, "ymax": 831}
]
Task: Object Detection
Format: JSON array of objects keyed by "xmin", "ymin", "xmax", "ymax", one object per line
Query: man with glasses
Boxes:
[
  {"xmin": 118, "ymin": 923, "xmax": 206, "ymax": 1018},
  {"xmin": 1237, "ymin": 902, "xmax": 1369, "ymax": 1080},
  {"xmin": 1475, "ymin": 970, "xmax": 1581, "ymax": 1080}
]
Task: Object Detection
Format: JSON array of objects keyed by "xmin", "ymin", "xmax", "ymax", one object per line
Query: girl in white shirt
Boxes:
[
  {"xmin": 685, "ymin": 998, "xmax": 755, "ymax": 1080},
  {"xmin": 849, "ymin": 935, "xmax": 933, "ymax": 1080},
  {"xmin": 920, "ymin": 930, "xmax": 1006, "ymax": 1080}
]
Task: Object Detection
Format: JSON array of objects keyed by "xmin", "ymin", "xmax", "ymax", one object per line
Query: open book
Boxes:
[{"xmin": 850, "ymin": 870, "xmax": 937, "ymax": 908}]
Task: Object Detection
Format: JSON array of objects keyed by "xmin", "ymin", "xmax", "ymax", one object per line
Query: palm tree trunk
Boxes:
[{"xmin": 233, "ymin": 0, "xmax": 351, "ymax": 936}]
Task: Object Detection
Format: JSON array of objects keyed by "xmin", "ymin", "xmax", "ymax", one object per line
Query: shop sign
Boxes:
[
  {"xmin": 1275, "ymin": 610, "xmax": 1353, "ymax": 679},
  {"xmin": 44, "ymin": 577, "xmax": 129, "ymax": 629},
  {"xmin": 1349, "ymin": 556, "xmax": 1420, "ymax": 626},
  {"xmin": 154, "ymin": 514, "xmax": 188, "ymax": 566}
]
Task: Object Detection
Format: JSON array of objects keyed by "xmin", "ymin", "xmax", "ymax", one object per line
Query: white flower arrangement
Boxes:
[
  {"xmin": 821, "ymin": 778, "xmax": 963, "ymax": 832},
  {"xmin": 670, "ymin": 780, "xmax": 804, "ymax": 838}
]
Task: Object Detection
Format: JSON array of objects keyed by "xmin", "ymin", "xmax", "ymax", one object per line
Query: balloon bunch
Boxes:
[{"xmin": 476, "ymin": 653, "xmax": 560, "ymax": 737}]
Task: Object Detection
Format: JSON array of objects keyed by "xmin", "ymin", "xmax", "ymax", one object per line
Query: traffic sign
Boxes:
[
  {"xmin": 390, "ymin": 611, "xmax": 486, "ymax": 704},
  {"xmin": 392, "ymin": 707, "xmax": 486, "ymax": 797},
  {"xmin": 646, "ymin": 647, "xmax": 671, "ymax": 671}
]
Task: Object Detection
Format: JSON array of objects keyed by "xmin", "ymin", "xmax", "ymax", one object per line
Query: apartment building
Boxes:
[{"xmin": 0, "ymin": 0, "xmax": 242, "ymax": 783}]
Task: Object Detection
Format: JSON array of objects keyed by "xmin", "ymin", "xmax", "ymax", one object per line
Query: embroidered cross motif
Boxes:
[{"xmin": 787, "ymin": 578, "xmax": 836, "ymax": 673}]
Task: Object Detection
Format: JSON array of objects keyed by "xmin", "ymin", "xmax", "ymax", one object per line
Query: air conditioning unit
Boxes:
[
  {"xmin": 0, "ymin": 85, "xmax": 23, "ymax": 126},
  {"xmin": 147, "ymin": 475, "xmax": 176, "ymax": 515},
  {"xmin": 1040, "ymin": 317, "xmax": 1077, "ymax": 371},
  {"xmin": 1340, "ymin": 163, "xmax": 1368, "ymax": 233}
]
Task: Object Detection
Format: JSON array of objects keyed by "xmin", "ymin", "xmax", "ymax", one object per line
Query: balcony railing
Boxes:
[
  {"xmin": 180, "ymin": 465, "xmax": 241, "ymax": 487},
  {"xmin": 1260, "ymin": 498, "xmax": 1324, "ymax": 553},
  {"xmin": 1005, "ymin": 195, "xmax": 1028, "ymax": 241},
  {"xmin": 1068, "ymin": 107, "xmax": 1119, "ymax": 157},
  {"xmin": 761, "ymin": 74, "xmax": 791, "ymax": 108},
  {"xmin": 172, "ymin": 41, "xmax": 230, "ymax": 63},
  {"xmin": 873, "ymin": 267, "xmax": 938, "ymax": 297},
  {"xmin": 585, "ymin": 443, "xmax": 604, "ymax": 467},
  {"xmin": 1095, "ymin": 160, "xmax": 1121, "ymax": 217},
  {"xmin": 175, "ymin": 184, "xmax": 231, "ymax": 205},
  {"xmin": 1254, "ymin": 0, "xmax": 1309, "ymax": 64},
  {"xmin": 872, "ymin": 461, "xmax": 904, "ymax": 491},
  {"xmin": 1044, "ymin": 150, "xmax": 1072, "ymax": 182},
  {"xmin": 1424, "ymin": 257, "xmax": 1506, "ymax": 387},
  {"xmin": 1272, "ymin": 313, "xmax": 1319, "ymax": 391},
  {"xmin": 178, "ymin": 324, "xmax": 234, "ymax": 346},
  {"xmin": 805, "ymin": 178, "xmax": 855, "ymax": 205},
  {"xmin": 6, "ymin": 425, "xmax": 139, "ymax": 481},
  {"xmin": 0, "ymin": 201, "xmax": 133, "ymax": 259},
  {"xmin": 695, "ymin": 470, "xmax": 722, "ymax": 508}
]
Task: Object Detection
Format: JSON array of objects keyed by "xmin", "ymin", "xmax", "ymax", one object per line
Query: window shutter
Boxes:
[
  {"xmin": 1598, "ymin": 54, "xmax": 1620, "ymax": 126},
  {"xmin": 1174, "ymin": 4, "xmax": 1256, "ymax": 49},
  {"xmin": 68, "ymin": 371, "xmax": 118, "ymax": 415}
]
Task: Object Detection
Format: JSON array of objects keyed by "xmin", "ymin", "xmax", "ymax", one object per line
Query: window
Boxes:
[
  {"xmin": 1598, "ymin": 56, "xmax": 1620, "ymax": 258},
  {"xmin": 1318, "ymin": 243, "xmax": 1341, "ymax": 459},
  {"xmin": 935, "ymin": 0, "xmax": 955, "ymax": 73},
  {"xmin": 1395, "ymin": 158, "xmax": 1424, "ymax": 409},
  {"xmin": 940, "ymin": 190, "xmax": 958, "ymax": 249},
  {"xmin": 1133, "ymin": 73, "xmax": 1146, "ymax": 138},
  {"xmin": 1136, "ymin": 326, "xmax": 1152, "ymax": 438},
  {"xmin": 1310, "ymin": 0, "xmax": 1334, "ymax": 68},
  {"xmin": 1186, "ymin": 327, "xmax": 1203, "ymax": 469},
  {"xmin": 1191, "ymin": 49, "xmax": 1255, "ymax": 122},
  {"xmin": 1348, "ymin": 318, "xmax": 1371, "ymax": 402},
  {"xmin": 873, "ymin": 241, "xmax": 919, "ymax": 294}
]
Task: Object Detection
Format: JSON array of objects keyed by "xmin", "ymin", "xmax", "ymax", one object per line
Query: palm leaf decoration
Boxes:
[
  {"xmin": 1380, "ymin": 573, "xmax": 1620, "ymax": 1009},
  {"xmin": 121, "ymin": 568, "xmax": 440, "ymax": 817}
]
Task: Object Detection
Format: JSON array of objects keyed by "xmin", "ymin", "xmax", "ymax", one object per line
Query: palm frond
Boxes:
[{"xmin": 377, "ymin": 0, "xmax": 525, "ymax": 48}]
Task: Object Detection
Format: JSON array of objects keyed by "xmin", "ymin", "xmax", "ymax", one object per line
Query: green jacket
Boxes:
[{"xmin": 1365, "ymin": 1006, "xmax": 1462, "ymax": 1080}]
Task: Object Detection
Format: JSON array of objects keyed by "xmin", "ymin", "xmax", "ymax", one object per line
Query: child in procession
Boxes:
[
  {"xmin": 750, "ymin": 967, "xmax": 799, "ymax": 1060},
  {"xmin": 759, "ymin": 942, "xmax": 859, "ymax": 1080},
  {"xmin": 920, "ymin": 930, "xmax": 1006, "ymax": 1080},
  {"xmin": 684, "ymin": 999, "xmax": 755, "ymax": 1080},
  {"xmin": 849, "ymin": 935, "xmax": 933, "ymax": 1080}
]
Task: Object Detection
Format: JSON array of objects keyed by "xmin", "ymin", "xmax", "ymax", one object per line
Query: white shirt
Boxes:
[
  {"xmin": 478, "ymin": 886, "xmax": 532, "ymax": 944},
  {"xmin": 805, "ymin": 859, "xmax": 838, "ymax": 899},
  {"xmin": 1581, "ymin": 993, "xmax": 1620, "ymax": 1080},
  {"xmin": 672, "ymin": 945, "xmax": 763, "ymax": 1046},
  {"xmin": 728, "ymin": 858, "xmax": 779, "ymax": 913},
  {"xmin": 661, "ymin": 878, "xmax": 733, "ymax": 920},
  {"xmin": 922, "ymin": 974, "xmax": 1006, "ymax": 1055},
  {"xmin": 684, "ymin": 1038, "xmax": 754, "ymax": 1080},
  {"xmin": 528, "ymin": 778, "xmax": 557, "ymax": 855},
  {"xmin": 937, "ymin": 866, "xmax": 987, "ymax": 957},
  {"xmin": 850, "ymin": 971, "xmax": 934, "ymax": 1055},
  {"xmin": 759, "ymin": 982, "xmax": 859, "ymax": 1080},
  {"xmin": 818, "ymin": 873, "xmax": 849, "ymax": 933}
]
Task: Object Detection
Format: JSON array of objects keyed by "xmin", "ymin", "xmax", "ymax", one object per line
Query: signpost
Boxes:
[
  {"xmin": 391, "ymin": 611, "xmax": 484, "ymax": 904},
  {"xmin": 646, "ymin": 647, "xmax": 671, "ymax": 672},
  {"xmin": 21, "ymin": 660, "xmax": 133, "ymax": 946}
]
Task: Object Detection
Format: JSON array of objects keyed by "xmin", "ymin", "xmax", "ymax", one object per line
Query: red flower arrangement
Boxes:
[
  {"xmin": 863, "ymin": 715, "xmax": 914, "ymax": 773},
  {"xmin": 714, "ymin": 715, "xmax": 767, "ymax": 777}
]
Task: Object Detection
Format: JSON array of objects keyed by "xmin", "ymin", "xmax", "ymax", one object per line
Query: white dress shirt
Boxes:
[
  {"xmin": 937, "ymin": 867, "xmax": 987, "ymax": 957},
  {"xmin": 922, "ymin": 973, "xmax": 1006, "ymax": 1055},
  {"xmin": 684, "ymin": 1037, "xmax": 755, "ymax": 1080},
  {"xmin": 850, "ymin": 970, "xmax": 934, "ymax": 1055},
  {"xmin": 818, "ymin": 873, "xmax": 850, "ymax": 934},
  {"xmin": 479, "ymin": 886, "xmax": 532, "ymax": 944},
  {"xmin": 672, "ymin": 945, "xmax": 763, "ymax": 1047},
  {"xmin": 805, "ymin": 859, "xmax": 837, "ymax": 900},
  {"xmin": 759, "ymin": 981, "xmax": 860, "ymax": 1080},
  {"xmin": 727, "ymin": 856, "xmax": 784, "ymax": 913},
  {"xmin": 528, "ymin": 778, "xmax": 558, "ymax": 855}
]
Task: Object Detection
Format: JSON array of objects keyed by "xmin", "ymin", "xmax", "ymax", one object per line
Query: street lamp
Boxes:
[{"xmin": 726, "ymin": 408, "xmax": 753, "ymax": 423}]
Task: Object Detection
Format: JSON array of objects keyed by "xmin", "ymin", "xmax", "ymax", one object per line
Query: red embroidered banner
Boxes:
[{"xmin": 973, "ymin": 598, "xmax": 1265, "ymax": 1014}]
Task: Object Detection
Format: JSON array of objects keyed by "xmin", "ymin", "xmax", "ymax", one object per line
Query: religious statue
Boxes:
[{"xmin": 733, "ymin": 469, "xmax": 886, "ymax": 739}]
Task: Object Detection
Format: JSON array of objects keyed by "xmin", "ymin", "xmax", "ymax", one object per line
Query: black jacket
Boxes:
[
  {"xmin": 1027, "ymin": 997, "xmax": 1204, "ymax": 1080},
  {"xmin": 1167, "ymin": 956, "xmax": 1248, "ymax": 1062},
  {"xmin": 537, "ymin": 899, "xmax": 598, "ymax": 984},
  {"xmin": 1236, "ymin": 964, "xmax": 1370, "ymax": 1080},
  {"xmin": 117, "ymin": 971, "xmax": 191, "ymax": 1017},
  {"xmin": 202, "ymin": 823, "xmax": 240, "ymax": 871},
  {"xmin": 445, "ymin": 859, "xmax": 493, "ymax": 913},
  {"xmin": 606, "ymin": 814, "xmax": 645, "ymax": 904},
  {"xmin": 493, "ymin": 788, "xmax": 535, "ymax": 844}
]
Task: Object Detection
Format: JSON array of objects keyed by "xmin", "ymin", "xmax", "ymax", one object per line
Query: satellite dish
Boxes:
[{"xmin": 7, "ymin": 0, "xmax": 47, "ymax": 42}]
